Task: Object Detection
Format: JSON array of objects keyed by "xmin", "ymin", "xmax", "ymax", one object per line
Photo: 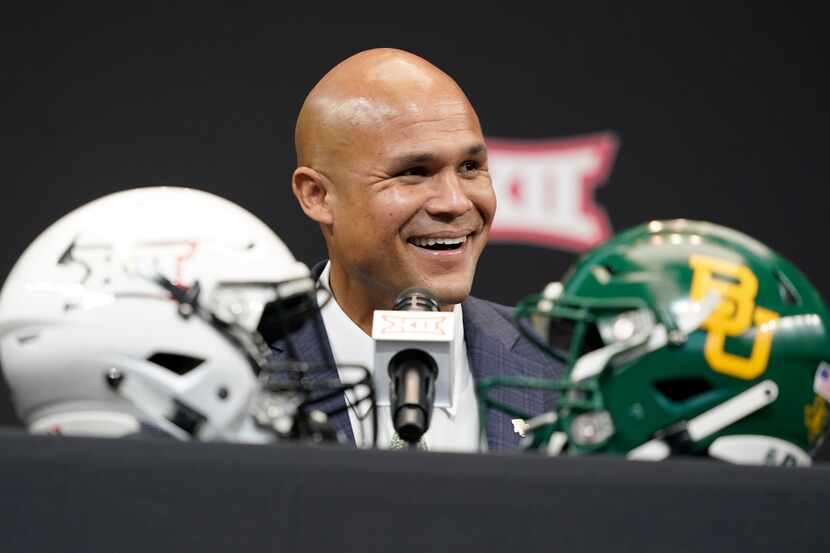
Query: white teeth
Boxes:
[
  {"xmin": 410, "ymin": 236, "xmax": 468, "ymax": 247},
  {"xmin": 443, "ymin": 236, "xmax": 467, "ymax": 245}
]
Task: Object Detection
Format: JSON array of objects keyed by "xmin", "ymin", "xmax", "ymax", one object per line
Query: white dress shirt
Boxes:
[{"xmin": 318, "ymin": 262, "xmax": 480, "ymax": 452}]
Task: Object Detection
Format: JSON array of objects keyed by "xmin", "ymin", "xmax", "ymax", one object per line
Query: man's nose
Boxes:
[{"xmin": 423, "ymin": 169, "xmax": 474, "ymax": 218}]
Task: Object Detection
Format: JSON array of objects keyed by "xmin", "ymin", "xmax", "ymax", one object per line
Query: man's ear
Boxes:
[{"xmin": 292, "ymin": 167, "xmax": 334, "ymax": 225}]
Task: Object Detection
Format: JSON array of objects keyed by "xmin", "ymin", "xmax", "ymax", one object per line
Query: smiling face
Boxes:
[
  {"xmin": 293, "ymin": 50, "xmax": 496, "ymax": 323},
  {"xmin": 327, "ymin": 98, "xmax": 495, "ymax": 309}
]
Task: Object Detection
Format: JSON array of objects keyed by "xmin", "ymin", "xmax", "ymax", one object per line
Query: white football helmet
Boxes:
[{"xmin": 0, "ymin": 186, "xmax": 314, "ymax": 442}]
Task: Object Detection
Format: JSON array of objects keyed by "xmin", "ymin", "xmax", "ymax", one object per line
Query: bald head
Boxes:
[
  {"xmin": 294, "ymin": 48, "xmax": 479, "ymax": 170},
  {"xmin": 289, "ymin": 48, "xmax": 494, "ymax": 330}
]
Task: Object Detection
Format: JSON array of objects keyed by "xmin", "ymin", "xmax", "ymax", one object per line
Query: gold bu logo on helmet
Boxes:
[{"xmin": 689, "ymin": 255, "xmax": 780, "ymax": 379}]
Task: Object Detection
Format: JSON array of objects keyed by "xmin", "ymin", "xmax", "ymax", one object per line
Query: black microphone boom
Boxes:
[{"xmin": 388, "ymin": 287, "xmax": 440, "ymax": 446}]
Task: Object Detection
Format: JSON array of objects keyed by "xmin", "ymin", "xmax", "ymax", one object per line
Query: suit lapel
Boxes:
[
  {"xmin": 271, "ymin": 262, "xmax": 355, "ymax": 443},
  {"xmin": 462, "ymin": 297, "xmax": 552, "ymax": 451}
]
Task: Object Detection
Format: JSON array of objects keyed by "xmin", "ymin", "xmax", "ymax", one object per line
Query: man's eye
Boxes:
[
  {"xmin": 460, "ymin": 160, "xmax": 481, "ymax": 173},
  {"xmin": 397, "ymin": 166, "xmax": 427, "ymax": 178}
]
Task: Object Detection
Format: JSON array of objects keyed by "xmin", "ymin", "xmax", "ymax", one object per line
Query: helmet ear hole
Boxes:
[
  {"xmin": 147, "ymin": 352, "xmax": 205, "ymax": 375},
  {"xmin": 775, "ymin": 270, "xmax": 801, "ymax": 306},
  {"xmin": 653, "ymin": 377, "xmax": 713, "ymax": 403}
]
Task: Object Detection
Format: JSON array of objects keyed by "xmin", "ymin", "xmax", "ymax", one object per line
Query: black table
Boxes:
[{"xmin": 1, "ymin": 430, "xmax": 827, "ymax": 552}]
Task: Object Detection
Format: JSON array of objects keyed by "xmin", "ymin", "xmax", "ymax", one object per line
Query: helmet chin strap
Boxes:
[{"xmin": 627, "ymin": 379, "xmax": 779, "ymax": 461}]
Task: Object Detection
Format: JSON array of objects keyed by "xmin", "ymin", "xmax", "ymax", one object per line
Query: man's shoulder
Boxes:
[
  {"xmin": 462, "ymin": 295, "xmax": 515, "ymax": 323},
  {"xmin": 462, "ymin": 295, "xmax": 561, "ymax": 376},
  {"xmin": 460, "ymin": 295, "xmax": 518, "ymax": 348}
]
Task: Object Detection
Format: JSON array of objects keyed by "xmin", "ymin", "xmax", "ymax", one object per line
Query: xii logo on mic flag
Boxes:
[
  {"xmin": 372, "ymin": 310, "xmax": 457, "ymax": 408},
  {"xmin": 374, "ymin": 311, "xmax": 455, "ymax": 341},
  {"xmin": 378, "ymin": 313, "xmax": 451, "ymax": 338}
]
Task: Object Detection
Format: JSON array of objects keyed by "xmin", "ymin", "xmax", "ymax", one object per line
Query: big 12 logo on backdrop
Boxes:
[{"xmin": 486, "ymin": 132, "xmax": 618, "ymax": 252}]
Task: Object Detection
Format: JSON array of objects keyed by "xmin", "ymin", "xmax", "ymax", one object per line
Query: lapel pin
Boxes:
[{"xmin": 511, "ymin": 418, "xmax": 529, "ymax": 438}]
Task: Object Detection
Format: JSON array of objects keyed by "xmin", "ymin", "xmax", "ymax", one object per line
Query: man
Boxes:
[{"xmin": 273, "ymin": 48, "xmax": 561, "ymax": 451}]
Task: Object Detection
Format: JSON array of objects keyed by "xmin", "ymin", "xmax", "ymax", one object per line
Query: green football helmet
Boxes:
[{"xmin": 478, "ymin": 219, "xmax": 830, "ymax": 465}]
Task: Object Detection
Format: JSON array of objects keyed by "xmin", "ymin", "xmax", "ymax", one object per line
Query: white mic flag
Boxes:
[{"xmin": 371, "ymin": 309, "xmax": 456, "ymax": 408}]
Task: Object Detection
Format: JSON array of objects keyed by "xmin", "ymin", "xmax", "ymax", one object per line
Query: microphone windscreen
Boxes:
[{"xmin": 393, "ymin": 288, "xmax": 439, "ymax": 312}]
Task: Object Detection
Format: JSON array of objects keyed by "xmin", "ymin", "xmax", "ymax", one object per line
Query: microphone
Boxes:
[
  {"xmin": 389, "ymin": 288, "xmax": 439, "ymax": 444},
  {"xmin": 372, "ymin": 288, "xmax": 456, "ymax": 446}
]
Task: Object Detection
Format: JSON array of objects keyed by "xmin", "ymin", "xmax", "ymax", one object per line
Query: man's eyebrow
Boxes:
[
  {"xmin": 465, "ymin": 143, "xmax": 487, "ymax": 157},
  {"xmin": 392, "ymin": 152, "xmax": 437, "ymax": 167},
  {"xmin": 390, "ymin": 143, "xmax": 487, "ymax": 167}
]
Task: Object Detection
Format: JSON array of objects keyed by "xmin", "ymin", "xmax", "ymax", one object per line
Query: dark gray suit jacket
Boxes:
[{"xmin": 271, "ymin": 264, "xmax": 564, "ymax": 450}]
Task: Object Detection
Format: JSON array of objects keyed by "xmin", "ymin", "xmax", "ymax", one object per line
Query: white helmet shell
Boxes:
[{"xmin": 0, "ymin": 186, "xmax": 311, "ymax": 442}]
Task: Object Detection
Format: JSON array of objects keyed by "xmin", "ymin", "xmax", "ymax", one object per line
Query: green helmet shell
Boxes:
[{"xmin": 505, "ymin": 219, "xmax": 830, "ymax": 462}]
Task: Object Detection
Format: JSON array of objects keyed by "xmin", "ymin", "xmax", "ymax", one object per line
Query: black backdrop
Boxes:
[{"xmin": 1, "ymin": 3, "xmax": 827, "ymax": 453}]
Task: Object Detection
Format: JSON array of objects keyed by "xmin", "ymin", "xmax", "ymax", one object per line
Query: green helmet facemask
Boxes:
[{"xmin": 478, "ymin": 220, "xmax": 830, "ymax": 465}]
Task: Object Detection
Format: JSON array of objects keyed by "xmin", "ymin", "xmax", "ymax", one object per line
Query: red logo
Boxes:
[{"xmin": 487, "ymin": 132, "xmax": 618, "ymax": 252}]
